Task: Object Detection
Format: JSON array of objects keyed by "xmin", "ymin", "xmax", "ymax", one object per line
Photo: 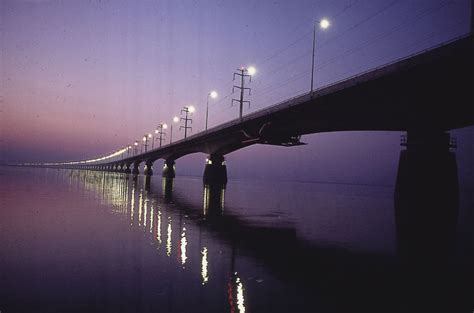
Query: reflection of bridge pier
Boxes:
[
  {"xmin": 203, "ymin": 184, "xmax": 226, "ymax": 216},
  {"xmin": 394, "ymin": 130, "xmax": 463, "ymax": 312},
  {"xmin": 144, "ymin": 175, "xmax": 151, "ymax": 191},
  {"xmin": 162, "ymin": 177, "xmax": 174, "ymax": 203}
]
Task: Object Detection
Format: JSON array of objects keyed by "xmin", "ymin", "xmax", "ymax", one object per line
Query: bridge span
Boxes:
[{"xmin": 35, "ymin": 34, "xmax": 473, "ymax": 184}]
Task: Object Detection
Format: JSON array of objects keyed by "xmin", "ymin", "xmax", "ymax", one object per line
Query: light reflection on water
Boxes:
[{"xmin": 0, "ymin": 166, "xmax": 472, "ymax": 313}]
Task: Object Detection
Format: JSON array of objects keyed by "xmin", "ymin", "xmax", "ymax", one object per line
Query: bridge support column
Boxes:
[
  {"xmin": 203, "ymin": 154, "xmax": 227, "ymax": 185},
  {"xmin": 144, "ymin": 161, "xmax": 153, "ymax": 176},
  {"xmin": 124, "ymin": 163, "xmax": 131, "ymax": 174},
  {"xmin": 394, "ymin": 130, "xmax": 459, "ymax": 311},
  {"xmin": 132, "ymin": 162, "xmax": 140, "ymax": 175},
  {"xmin": 162, "ymin": 160, "xmax": 176, "ymax": 179},
  {"xmin": 395, "ymin": 130, "xmax": 458, "ymax": 258}
]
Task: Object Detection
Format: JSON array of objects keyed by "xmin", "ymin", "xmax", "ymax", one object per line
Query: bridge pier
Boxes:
[
  {"xmin": 395, "ymin": 130, "xmax": 458, "ymax": 258},
  {"xmin": 162, "ymin": 160, "xmax": 176, "ymax": 179},
  {"xmin": 132, "ymin": 162, "xmax": 140, "ymax": 175},
  {"xmin": 203, "ymin": 154, "xmax": 227, "ymax": 185},
  {"xmin": 394, "ymin": 130, "xmax": 459, "ymax": 312},
  {"xmin": 144, "ymin": 161, "xmax": 153, "ymax": 176}
]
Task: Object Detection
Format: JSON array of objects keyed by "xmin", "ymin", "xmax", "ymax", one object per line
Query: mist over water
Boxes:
[{"xmin": 0, "ymin": 163, "xmax": 472, "ymax": 312}]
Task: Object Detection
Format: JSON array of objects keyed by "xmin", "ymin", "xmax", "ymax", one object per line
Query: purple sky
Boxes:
[{"xmin": 1, "ymin": 0, "xmax": 472, "ymax": 184}]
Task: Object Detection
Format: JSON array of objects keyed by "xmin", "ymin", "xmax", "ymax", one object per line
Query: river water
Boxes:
[{"xmin": 0, "ymin": 165, "xmax": 472, "ymax": 312}]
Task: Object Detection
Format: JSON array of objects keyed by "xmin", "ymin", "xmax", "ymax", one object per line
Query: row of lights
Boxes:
[
  {"xmin": 123, "ymin": 17, "xmax": 331, "ymax": 158},
  {"xmin": 125, "ymin": 66, "xmax": 258, "ymax": 157},
  {"xmin": 37, "ymin": 18, "xmax": 330, "ymax": 166}
]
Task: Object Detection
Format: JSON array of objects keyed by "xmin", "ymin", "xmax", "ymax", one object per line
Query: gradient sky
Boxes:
[{"xmin": 1, "ymin": 0, "xmax": 472, "ymax": 185}]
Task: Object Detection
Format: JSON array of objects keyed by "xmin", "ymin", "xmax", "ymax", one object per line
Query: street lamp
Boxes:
[
  {"xmin": 247, "ymin": 66, "xmax": 256, "ymax": 76},
  {"xmin": 134, "ymin": 140, "xmax": 139, "ymax": 156},
  {"xmin": 180, "ymin": 106, "xmax": 195, "ymax": 138},
  {"xmin": 232, "ymin": 66, "xmax": 255, "ymax": 119},
  {"xmin": 171, "ymin": 116, "xmax": 179, "ymax": 144},
  {"xmin": 205, "ymin": 90, "xmax": 218, "ymax": 131},
  {"xmin": 143, "ymin": 133, "xmax": 151, "ymax": 153},
  {"xmin": 310, "ymin": 18, "xmax": 330, "ymax": 97},
  {"xmin": 155, "ymin": 123, "xmax": 168, "ymax": 148}
]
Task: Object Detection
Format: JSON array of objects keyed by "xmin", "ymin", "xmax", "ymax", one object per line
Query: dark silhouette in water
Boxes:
[{"xmin": 394, "ymin": 131, "xmax": 470, "ymax": 313}]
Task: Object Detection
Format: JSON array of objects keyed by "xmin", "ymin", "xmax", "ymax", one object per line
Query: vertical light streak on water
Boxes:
[
  {"xmin": 180, "ymin": 226, "xmax": 188, "ymax": 266},
  {"xmin": 124, "ymin": 180, "xmax": 129, "ymax": 215},
  {"xmin": 220, "ymin": 188, "xmax": 225, "ymax": 212},
  {"xmin": 157, "ymin": 211, "xmax": 162, "ymax": 245},
  {"xmin": 201, "ymin": 247, "xmax": 209, "ymax": 284},
  {"xmin": 203, "ymin": 186, "xmax": 209, "ymax": 216},
  {"xmin": 236, "ymin": 275, "xmax": 246, "ymax": 313},
  {"xmin": 149, "ymin": 203, "xmax": 154, "ymax": 233},
  {"xmin": 166, "ymin": 217, "xmax": 172, "ymax": 256},
  {"xmin": 130, "ymin": 184, "xmax": 135, "ymax": 226},
  {"xmin": 138, "ymin": 191, "xmax": 143, "ymax": 226},
  {"xmin": 143, "ymin": 194, "xmax": 148, "ymax": 230}
]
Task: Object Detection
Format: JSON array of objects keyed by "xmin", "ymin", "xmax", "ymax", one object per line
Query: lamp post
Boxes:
[
  {"xmin": 155, "ymin": 123, "xmax": 168, "ymax": 148},
  {"xmin": 134, "ymin": 141, "xmax": 138, "ymax": 156},
  {"xmin": 232, "ymin": 66, "xmax": 255, "ymax": 119},
  {"xmin": 310, "ymin": 18, "xmax": 330, "ymax": 97},
  {"xmin": 180, "ymin": 106, "xmax": 195, "ymax": 139},
  {"xmin": 171, "ymin": 116, "xmax": 179, "ymax": 144},
  {"xmin": 205, "ymin": 91, "xmax": 218, "ymax": 131},
  {"xmin": 143, "ymin": 133, "xmax": 151, "ymax": 153}
]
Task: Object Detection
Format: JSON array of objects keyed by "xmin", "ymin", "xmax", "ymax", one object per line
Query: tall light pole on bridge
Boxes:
[
  {"xmin": 134, "ymin": 141, "xmax": 138, "ymax": 156},
  {"xmin": 180, "ymin": 106, "xmax": 195, "ymax": 139},
  {"xmin": 310, "ymin": 18, "xmax": 330, "ymax": 98},
  {"xmin": 205, "ymin": 90, "xmax": 218, "ymax": 131},
  {"xmin": 142, "ymin": 133, "xmax": 151, "ymax": 153},
  {"xmin": 155, "ymin": 123, "xmax": 168, "ymax": 147},
  {"xmin": 232, "ymin": 66, "xmax": 255, "ymax": 120},
  {"xmin": 170, "ymin": 116, "xmax": 179, "ymax": 144}
]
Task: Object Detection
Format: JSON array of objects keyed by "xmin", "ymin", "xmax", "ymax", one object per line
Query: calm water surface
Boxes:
[{"xmin": 0, "ymin": 166, "xmax": 472, "ymax": 312}]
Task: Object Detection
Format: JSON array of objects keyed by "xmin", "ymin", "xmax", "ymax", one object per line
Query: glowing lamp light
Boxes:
[
  {"xmin": 188, "ymin": 106, "xmax": 195, "ymax": 113},
  {"xmin": 134, "ymin": 141, "xmax": 138, "ymax": 146},
  {"xmin": 155, "ymin": 129, "xmax": 159, "ymax": 134},
  {"xmin": 163, "ymin": 123, "xmax": 168, "ymax": 129},
  {"xmin": 320, "ymin": 19, "xmax": 330, "ymax": 29},
  {"xmin": 173, "ymin": 116, "xmax": 179, "ymax": 123},
  {"xmin": 143, "ymin": 137, "xmax": 146, "ymax": 141},
  {"xmin": 209, "ymin": 91, "xmax": 218, "ymax": 99},
  {"xmin": 148, "ymin": 133, "xmax": 152, "ymax": 138},
  {"xmin": 247, "ymin": 66, "xmax": 256, "ymax": 76}
]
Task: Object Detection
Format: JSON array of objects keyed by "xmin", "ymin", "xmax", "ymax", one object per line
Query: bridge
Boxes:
[{"xmin": 31, "ymin": 34, "xmax": 473, "ymax": 184}]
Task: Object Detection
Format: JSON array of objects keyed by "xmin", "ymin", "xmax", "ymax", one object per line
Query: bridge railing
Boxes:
[{"xmin": 238, "ymin": 32, "xmax": 472, "ymax": 125}]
